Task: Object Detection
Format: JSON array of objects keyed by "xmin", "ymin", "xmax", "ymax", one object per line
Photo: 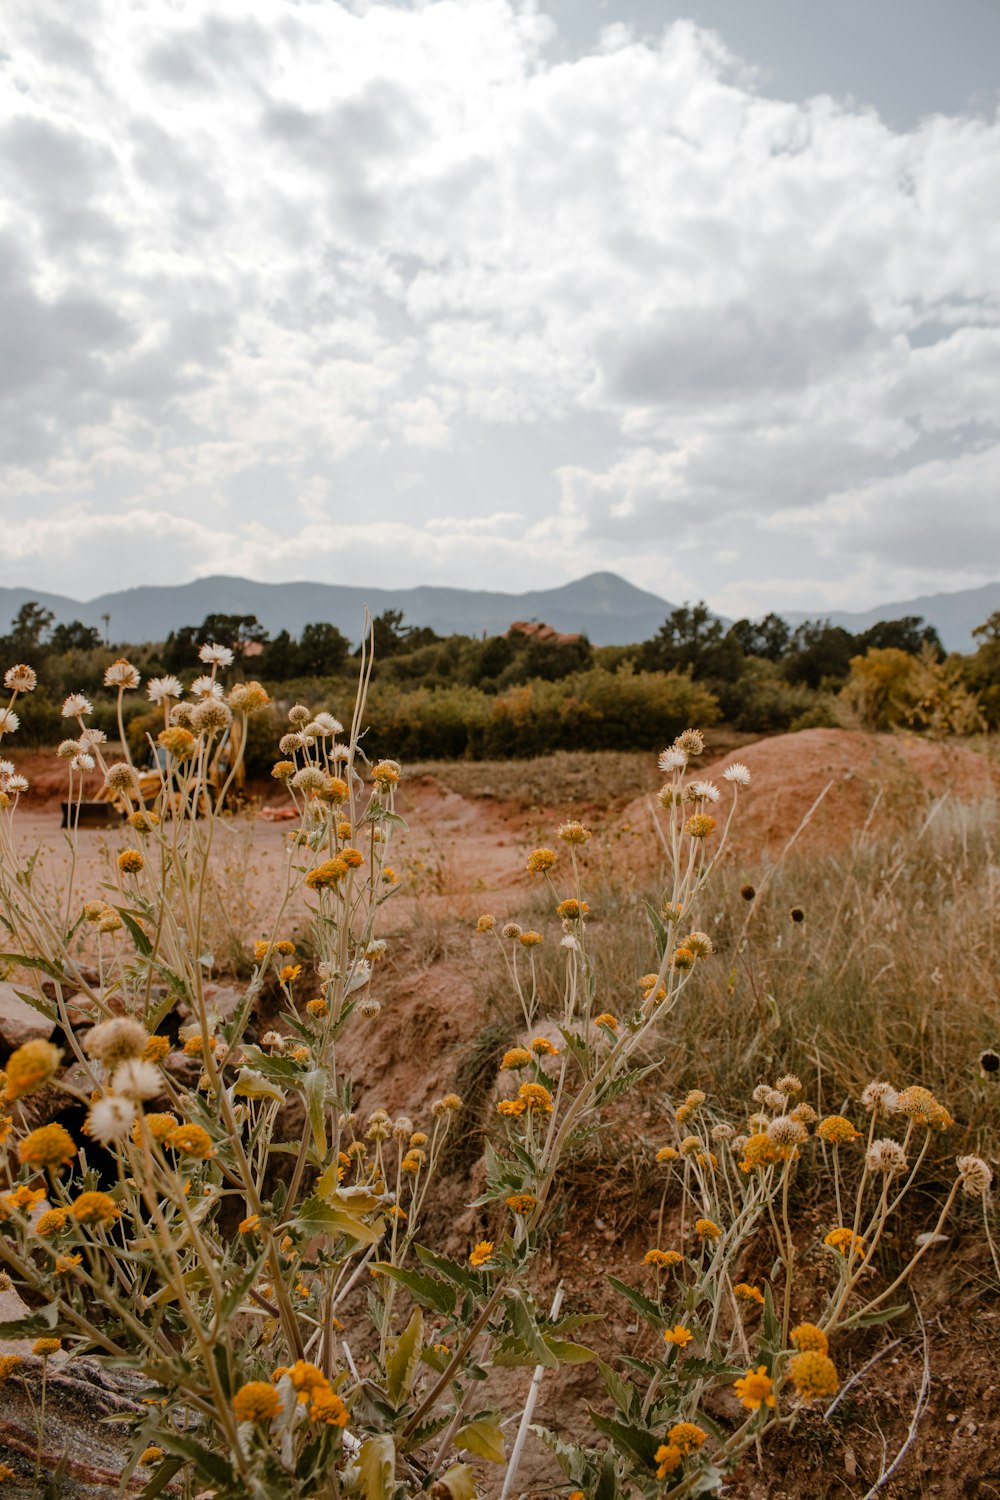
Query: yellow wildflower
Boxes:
[
  {"xmin": 662, "ymin": 1325, "xmax": 694, "ymax": 1349},
  {"xmin": 166, "ymin": 1123, "xmax": 214, "ymax": 1159},
  {"xmin": 117, "ymin": 849, "xmax": 143, "ymax": 874},
  {"xmin": 556, "ymin": 898, "xmax": 588, "ymax": 920},
  {"xmin": 504, "ymin": 1193, "xmax": 536, "ymax": 1215},
  {"xmin": 694, "ymin": 1217, "xmax": 721, "ymax": 1241},
  {"xmin": 790, "ymin": 1323, "xmax": 828, "ymax": 1354},
  {"xmin": 733, "ymin": 1365, "xmax": 775, "ymax": 1411},
  {"xmin": 4, "ymin": 1039, "xmax": 61, "ymax": 1099},
  {"xmin": 668, "ymin": 1422, "xmax": 706, "ymax": 1454},
  {"xmin": 733, "ymin": 1283, "xmax": 765, "ymax": 1306},
  {"xmin": 817, "ymin": 1115, "xmax": 860, "ymax": 1144},
  {"xmin": 788, "ymin": 1350, "xmax": 839, "ymax": 1402},
  {"xmin": 526, "ymin": 848, "xmax": 556, "ymax": 874},
  {"xmin": 501, "ymin": 1048, "xmax": 532, "ymax": 1070},
  {"xmin": 469, "ymin": 1241, "xmax": 494, "ymax": 1267},
  {"xmin": 139, "ymin": 1447, "xmax": 164, "ymax": 1465},
  {"xmin": 305, "ymin": 858, "xmax": 348, "ymax": 890},
  {"xmin": 643, "ymin": 1249, "xmax": 682, "ymax": 1268},
  {"xmin": 18, "ymin": 1123, "xmax": 77, "ymax": 1170},
  {"xmin": 654, "ymin": 1444, "xmax": 682, "ymax": 1478},
  {"xmin": 233, "ymin": 1382, "xmax": 281, "ymax": 1422},
  {"xmin": 824, "ymin": 1227, "xmax": 866, "ymax": 1258},
  {"xmin": 34, "ymin": 1208, "xmax": 68, "ymax": 1236},
  {"xmin": 32, "ymin": 1338, "xmax": 61, "ymax": 1357},
  {"xmin": 70, "ymin": 1191, "xmax": 119, "ymax": 1226}
]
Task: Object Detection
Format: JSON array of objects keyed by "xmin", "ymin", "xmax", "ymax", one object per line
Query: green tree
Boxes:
[
  {"xmin": 296, "ymin": 622, "xmax": 350, "ymax": 676},
  {"xmin": 49, "ymin": 620, "xmax": 103, "ymax": 652},
  {"xmin": 640, "ymin": 601, "xmax": 744, "ymax": 682},
  {"xmin": 4, "ymin": 602, "xmax": 55, "ymax": 656}
]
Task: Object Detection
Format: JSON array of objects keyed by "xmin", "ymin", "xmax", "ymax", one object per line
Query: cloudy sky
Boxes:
[{"xmin": 2, "ymin": 0, "xmax": 999, "ymax": 616}]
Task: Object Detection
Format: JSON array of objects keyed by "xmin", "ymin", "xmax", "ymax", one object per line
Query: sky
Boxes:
[{"xmin": 1, "ymin": 0, "xmax": 999, "ymax": 617}]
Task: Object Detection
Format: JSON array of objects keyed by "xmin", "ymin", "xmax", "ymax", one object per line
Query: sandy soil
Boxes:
[{"xmin": 4, "ymin": 729, "xmax": 1000, "ymax": 1496}]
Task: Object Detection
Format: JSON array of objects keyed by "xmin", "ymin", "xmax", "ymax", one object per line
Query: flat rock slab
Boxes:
[{"xmin": 0, "ymin": 982, "xmax": 55, "ymax": 1050}]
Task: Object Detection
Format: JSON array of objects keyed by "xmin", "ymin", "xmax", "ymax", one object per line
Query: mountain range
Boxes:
[{"xmin": 0, "ymin": 573, "xmax": 996, "ymax": 653}]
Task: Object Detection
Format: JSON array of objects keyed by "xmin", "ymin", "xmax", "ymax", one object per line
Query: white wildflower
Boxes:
[
  {"xmin": 87, "ymin": 1095, "xmax": 137, "ymax": 1143},
  {"xmin": 723, "ymin": 762, "xmax": 751, "ymax": 786},
  {"xmin": 198, "ymin": 643, "xmax": 234, "ymax": 667},
  {"xmin": 658, "ymin": 747, "xmax": 687, "ymax": 772},
  {"xmin": 62, "ymin": 694, "xmax": 93, "ymax": 718},
  {"xmin": 4, "ymin": 664, "xmax": 37, "ymax": 692},
  {"xmin": 147, "ymin": 675, "xmax": 183, "ymax": 704},
  {"xmin": 0, "ymin": 709, "xmax": 20, "ymax": 733}
]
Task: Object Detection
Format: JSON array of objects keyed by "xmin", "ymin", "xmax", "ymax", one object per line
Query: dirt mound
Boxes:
[{"xmin": 700, "ymin": 728, "xmax": 998, "ymax": 860}]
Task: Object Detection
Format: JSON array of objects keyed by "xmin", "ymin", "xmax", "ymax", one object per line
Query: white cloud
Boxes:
[{"xmin": 0, "ymin": 1, "xmax": 998, "ymax": 613}]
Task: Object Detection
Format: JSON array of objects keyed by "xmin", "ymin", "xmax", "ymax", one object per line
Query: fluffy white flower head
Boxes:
[
  {"xmin": 198, "ymin": 643, "xmax": 234, "ymax": 667},
  {"xmin": 87, "ymin": 1095, "xmax": 137, "ymax": 1144},
  {"xmin": 147, "ymin": 676, "xmax": 183, "ymax": 704},
  {"xmin": 723, "ymin": 762, "xmax": 751, "ymax": 786},
  {"xmin": 658, "ymin": 747, "xmax": 687, "ymax": 772},
  {"xmin": 62, "ymin": 694, "xmax": 93, "ymax": 718}
]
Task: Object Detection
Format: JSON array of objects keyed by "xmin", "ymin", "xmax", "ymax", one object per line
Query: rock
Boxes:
[
  {"xmin": 176, "ymin": 982, "xmax": 245, "ymax": 1023},
  {"xmin": 0, "ymin": 981, "xmax": 55, "ymax": 1050}
]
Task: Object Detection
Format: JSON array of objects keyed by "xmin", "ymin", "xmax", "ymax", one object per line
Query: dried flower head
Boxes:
[
  {"xmin": 557, "ymin": 820, "xmax": 591, "ymax": 844},
  {"xmin": 860, "ymin": 1081, "xmax": 899, "ymax": 1118},
  {"xmin": 817, "ymin": 1114, "xmax": 860, "ymax": 1144},
  {"xmin": 723, "ymin": 761, "xmax": 751, "ymax": 786},
  {"xmin": 956, "ymin": 1154, "xmax": 993, "ymax": 1197},
  {"xmin": 87, "ymin": 1095, "xmax": 137, "ymax": 1144},
  {"xmin": 5, "ymin": 664, "xmax": 37, "ymax": 692},
  {"xmin": 866, "ymin": 1138, "xmax": 908, "ymax": 1176},
  {"xmin": 84, "ymin": 1018, "xmax": 149, "ymax": 1067},
  {"xmin": 526, "ymin": 847, "xmax": 556, "ymax": 874}
]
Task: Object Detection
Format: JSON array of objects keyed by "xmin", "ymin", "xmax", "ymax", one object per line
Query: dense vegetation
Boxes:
[{"xmin": 2, "ymin": 597, "xmax": 997, "ymax": 765}]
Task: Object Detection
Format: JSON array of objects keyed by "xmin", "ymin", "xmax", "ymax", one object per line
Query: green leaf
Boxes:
[
  {"xmin": 0, "ymin": 1303, "xmax": 60, "ymax": 1339},
  {"xmin": 456, "ymin": 1414, "xmax": 506, "ymax": 1464},
  {"xmin": 597, "ymin": 1360, "xmax": 638, "ymax": 1419},
  {"xmin": 588, "ymin": 1410, "xmax": 658, "ymax": 1469},
  {"xmin": 761, "ymin": 1281, "xmax": 780, "ymax": 1351},
  {"xmin": 232, "ymin": 1068, "xmax": 285, "ymax": 1102},
  {"xmin": 301, "ymin": 1068, "xmax": 328, "ymax": 1159},
  {"xmin": 851, "ymin": 1302, "xmax": 910, "ymax": 1327},
  {"xmin": 296, "ymin": 1195, "xmax": 383, "ymax": 1248},
  {"xmin": 137, "ymin": 1457, "xmax": 185, "ymax": 1500},
  {"xmin": 607, "ymin": 1275, "xmax": 662, "ymax": 1324},
  {"xmin": 511, "ymin": 1293, "xmax": 558, "ymax": 1368},
  {"xmin": 531, "ymin": 1426, "xmax": 589, "ymax": 1483},
  {"xmin": 438, "ymin": 1464, "xmax": 476, "ymax": 1500},
  {"xmin": 0, "ymin": 952, "xmax": 66, "ymax": 984},
  {"xmin": 116, "ymin": 908, "xmax": 153, "ymax": 957},
  {"xmin": 414, "ymin": 1244, "xmax": 482, "ymax": 1294},
  {"xmin": 358, "ymin": 1435, "xmax": 395, "ymax": 1500},
  {"xmin": 154, "ymin": 1432, "xmax": 234, "ymax": 1488},
  {"xmin": 644, "ymin": 902, "xmax": 668, "ymax": 962},
  {"xmin": 386, "ymin": 1305, "xmax": 423, "ymax": 1407},
  {"xmin": 543, "ymin": 1337, "xmax": 595, "ymax": 1365},
  {"xmin": 376, "ymin": 1264, "xmax": 454, "ymax": 1317},
  {"xmin": 596, "ymin": 1449, "xmax": 619, "ymax": 1500}
]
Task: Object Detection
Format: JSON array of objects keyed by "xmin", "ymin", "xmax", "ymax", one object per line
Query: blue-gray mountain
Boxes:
[{"xmin": 0, "ymin": 574, "xmax": 996, "ymax": 653}]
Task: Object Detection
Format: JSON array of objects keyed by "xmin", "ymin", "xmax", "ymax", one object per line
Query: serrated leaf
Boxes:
[
  {"xmin": 543, "ymin": 1337, "xmax": 595, "ymax": 1365},
  {"xmin": 116, "ymin": 908, "xmax": 153, "ymax": 957},
  {"xmin": 0, "ymin": 952, "xmax": 65, "ymax": 984},
  {"xmin": 359, "ymin": 1434, "xmax": 395, "ymax": 1500},
  {"xmin": 597, "ymin": 1359, "xmax": 638, "ymax": 1419},
  {"xmin": 456, "ymin": 1414, "xmax": 506, "ymax": 1464},
  {"xmin": 607, "ymin": 1275, "xmax": 661, "ymax": 1324},
  {"xmin": 531, "ymin": 1426, "xmax": 588, "ymax": 1483},
  {"xmin": 644, "ymin": 903, "xmax": 669, "ymax": 962},
  {"xmin": 414, "ymin": 1244, "xmax": 482, "ymax": 1294},
  {"xmin": 376, "ymin": 1264, "xmax": 455, "ymax": 1317},
  {"xmin": 588, "ymin": 1410, "xmax": 658, "ymax": 1468},
  {"xmin": 154, "ymin": 1432, "xmax": 234, "ymax": 1487},
  {"xmin": 296, "ymin": 1195, "xmax": 382, "ymax": 1247},
  {"xmin": 386, "ymin": 1306, "xmax": 423, "ymax": 1407}
]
